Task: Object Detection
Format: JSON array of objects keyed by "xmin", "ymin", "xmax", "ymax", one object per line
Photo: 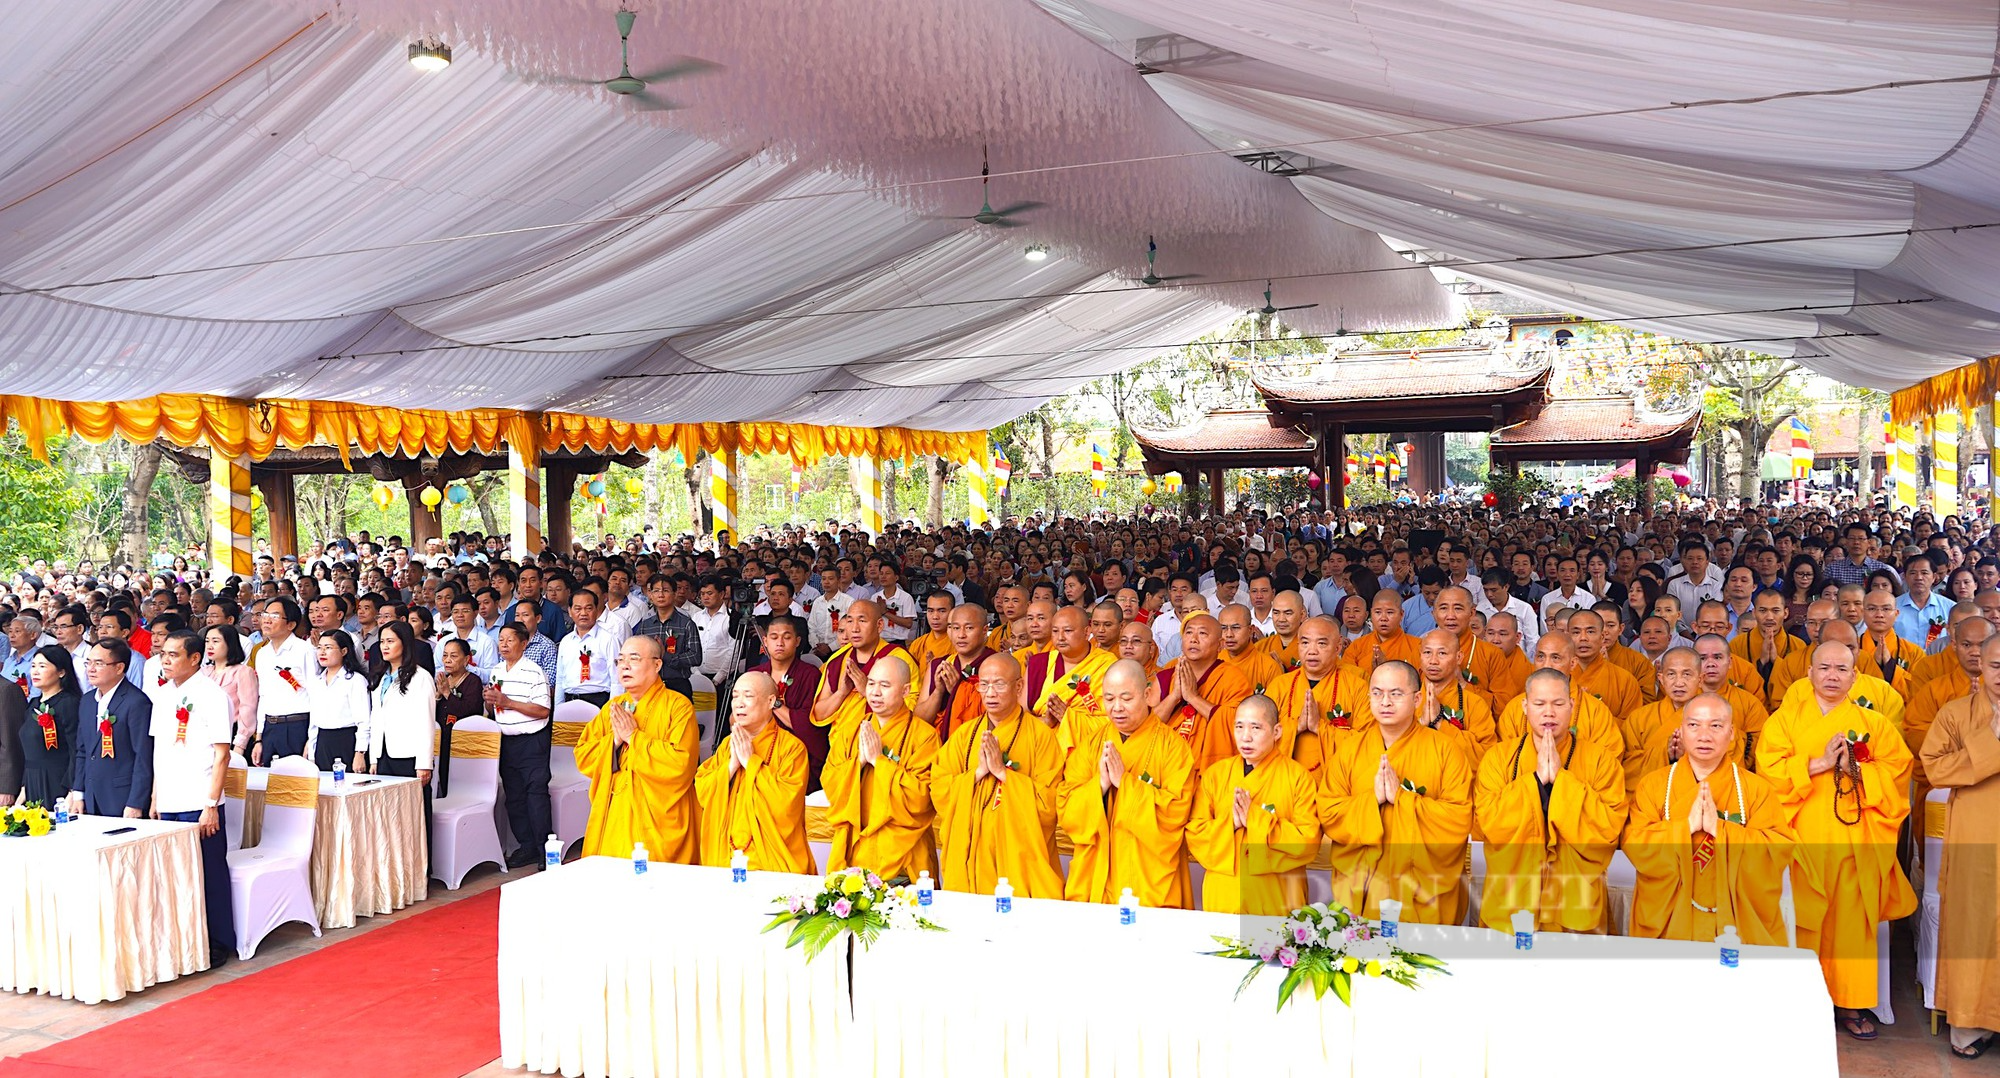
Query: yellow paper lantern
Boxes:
[
  {"xmin": 370, "ymin": 484, "xmax": 395, "ymax": 510},
  {"xmin": 420, "ymin": 485, "xmax": 443, "ymax": 509},
  {"xmin": 1140, "ymin": 478, "xmax": 1157, "ymax": 495},
  {"xmin": 623, "ymin": 476, "xmax": 644, "ymax": 496}
]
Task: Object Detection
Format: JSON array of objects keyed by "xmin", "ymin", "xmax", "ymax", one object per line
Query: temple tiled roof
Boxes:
[
  {"xmin": 1255, "ymin": 358, "xmax": 1549, "ymax": 404},
  {"xmin": 1130, "ymin": 410, "xmax": 1310, "ymax": 454},
  {"xmin": 1493, "ymin": 397, "xmax": 1698, "ymax": 447}
]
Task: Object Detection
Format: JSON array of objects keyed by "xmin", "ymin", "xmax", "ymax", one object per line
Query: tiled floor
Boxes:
[{"xmin": 0, "ymin": 881, "xmax": 1981, "ymax": 1076}]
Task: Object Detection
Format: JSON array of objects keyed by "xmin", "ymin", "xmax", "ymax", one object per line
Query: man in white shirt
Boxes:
[
  {"xmin": 485, "ymin": 624, "xmax": 554, "ymax": 868},
  {"xmin": 1477, "ymin": 570, "xmax": 1540, "ymax": 656},
  {"xmin": 555, "ymin": 590, "xmax": 620, "ymax": 708},
  {"xmin": 874, "ymin": 564, "xmax": 919, "ymax": 644},
  {"xmin": 146, "ymin": 629, "xmax": 235, "ymax": 962},
  {"xmin": 437, "ymin": 595, "xmax": 500, "ymax": 672},
  {"xmin": 688, "ymin": 577, "xmax": 737, "ymax": 681},
  {"xmin": 1664, "ymin": 538, "xmax": 1726, "ymax": 630},
  {"xmin": 1244, "ymin": 571, "xmax": 1278, "ymax": 636},
  {"xmin": 1536, "ymin": 555, "xmax": 1597, "ymax": 624},
  {"xmin": 808, "ymin": 585, "xmax": 854, "ymax": 659},
  {"xmin": 250, "ymin": 597, "xmax": 315, "ymax": 763}
]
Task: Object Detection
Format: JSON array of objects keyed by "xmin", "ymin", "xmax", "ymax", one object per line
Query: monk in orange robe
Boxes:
[
  {"xmin": 1730, "ymin": 589, "xmax": 1802, "ymax": 707},
  {"xmin": 1321, "ymin": 660, "xmax": 1474, "ymax": 924},
  {"xmin": 1219, "ymin": 605, "xmax": 1285, "ymax": 695},
  {"xmin": 1906, "ymin": 600, "xmax": 1980, "ymax": 690},
  {"xmin": 1150, "ymin": 613, "xmax": 1251, "ymax": 773},
  {"xmin": 1058, "ymin": 660, "xmax": 1195, "ymax": 907},
  {"xmin": 822, "ymin": 655, "xmax": 939, "ymax": 880},
  {"xmin": 914, "ymin": 604, "xmax": 994, "ymax": 740},
  {"xmin": 931, "ymin": 653, "xmax": 1064, "ymax": 897},
  {"xmin": 693, "ymin": 671, "xmax": 814, "ymax": 873},
  {"xmin": 1624, "ymin": 693, "xmax": 1794, "ymax": 945},
  {"xmin": 812, "ymin": 599, "xmax": 917, "ymax": 738},
  {"xmin": 1495, "ymin": 631, "xmax": 1624, "ymax": 764},
  {"xmin": 1028, "ymin": 607, "xmax": 1118, "ymax": 751},
  {"xmin": 1116, "ymin": 621, "xmax": 1159, "ymax": 685},
  {"xmin": 986, "ymin": 585, "xmax": 1025, "ymax": 654},
  {"xmin": 1566, "ymin": 609, "xmax": 1645, "ymax": 722},
  {"xmin": 1344, "ymin": 590, "xmax": 1422, "ymax": 674},
  {"xmin": 1774, "ymin": 620, "xmax": 1906, "ymax": 733},
  {"xmin": 1476, "ymin": 668, "xmax": 1628, "ymax": 933},
  {"xmin": 1010, "ymin": 599, "xmax": 1055, "ymax": 665},
  {"xmin": 1254, "ymin": 591, "xmax": 1305, "ymax": 673},
  {"xmin": 1433, "ymin": 585, "xmax": 1503, "ymax": 705},
  {"xmin": 1265, "ymin": 616, "xmax": 1371, "ymax": 774},
  {"xmin": 1918, "ymin": 631, "xmax": 2000, "ymax": 1056},
  {"xmin": 1767, "ymin": 599, "xmax": 1838, "ymax": 706},
  {"xmin": 1691, "ymin": 602, "xmax": 1766, "ymax": 697},
  {"xmin": 1689, "ymin": 635, "xmax": 1772, "ymax": 762},
  {"xmin": 574, "ymin": 637, "xmax": 699, "ymax": 862},
  {"xmin": 1186, "ymin": 694, "xmax": 1321, "ymax": 916},
  {"xmin": 1415, "ymin": 627, "xmax": 1497, "ymax": 769},
  {"xmin": 1481, "ymin": 611, "xmax": 1535, "ymax": 705},
  {"xmin": 1759, "ymin": 642, "xmax": 1917, "ymax": 1040},
  {"xmin": 1857, "ymin": 591, "xmax": 1922, "ymax": 701},
  {"xmin": 1902, "ymin": 615, "xmax": 1989, "ymax": 827}
]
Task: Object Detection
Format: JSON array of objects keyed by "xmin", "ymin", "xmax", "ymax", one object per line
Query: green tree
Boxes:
[{"xmin": 0, "ymin": 434, "xmax": 90, "ymax": 567}]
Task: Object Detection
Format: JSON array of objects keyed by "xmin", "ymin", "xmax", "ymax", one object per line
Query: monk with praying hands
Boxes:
[
  {"xmin": 930, "ymin": 653, "xmax": 1063, "ymax": 897},
  {"xmin": 573, "ymin": 636, "xmax": 699, "ymax": 862},
  {"xmin": 1919, "ymin": 627, "xmax": 2000, "ymax": 1059},
  {"xmin": 1185, "ymin": 694, "xmax": 1321, "ymax": 915},
  {"xmin": 1475, "ymin": 668, "xmax": 1628, "ymax": 933},
  {"xmin": 1057, "ymin": 659, "xmax": 1195, "ymax": 907},
  {"xmin": 1319, "ymin": 660, "xmax": 1474, "ymax": 924},
  {"xmin": 1264, "ymin": 615, "xmax": 1370, "ymax": 774},
  {"xmin": 821, "ymin": 655, "xmax": 939, "ymax": 880},
  {"xmin": 1623, "ymin": 694, "xmax": 1793, "ymax": 946},
  {"xmin": 694, "ymin": 671, "xmax": 814, "ymax": 874},
  {"xmin": 1757, "ymin": 641, "xmax": 1915, "ymax": 1042},
  {"xmin": 1150, "ymin": 613, "xmax": 1251, "ymax": 773}
]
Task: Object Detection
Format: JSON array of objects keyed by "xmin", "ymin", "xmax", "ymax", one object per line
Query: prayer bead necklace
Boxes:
[{"xmin": 1660, "ymin": 757, "xmax": 1745, "ymax": 824}]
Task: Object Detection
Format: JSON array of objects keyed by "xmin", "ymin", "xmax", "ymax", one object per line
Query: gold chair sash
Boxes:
[
  {"xmin": 692, "ymin": 692, "xmax": 717, "ymax": 712},
  {"xmin": 1926, "ymin": 799, "xmax": 1948, "ymax": 839},
  {"xmin": 223, "ymin": 768, "xmax": 248, "ymax": 800},
  {"xmin": 451, "ymin": 730, "xmax": 502, "ymax": 759},
  {"xmin": 550, "ymin": 721, "xmax": 587, "ymax": 749},
  {"xmin": 264, "ymin": 773, "xmax": 320, "ymax": 809},
  {"xmin": 805, "ymin": 805, "xmax": 833, "ymax": 843}
]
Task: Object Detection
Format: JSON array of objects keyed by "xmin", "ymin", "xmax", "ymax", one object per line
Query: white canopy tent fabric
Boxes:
[
  {"xmin": 1043, "ymin": 0, "xmax": 2000, "ymax": 391},
  {"xmin": 0, "ymin": 0, "xmax": 1445, "ymax": 435}
]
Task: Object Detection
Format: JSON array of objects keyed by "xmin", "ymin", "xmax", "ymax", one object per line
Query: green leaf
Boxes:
[
  {"xmin": 1233, "ymin": 960, "xmax": 1266, "ymax": 1001},
  {"xmin": 1308, "ymin": 964, "xmax": 1332, "ymax": 1000},
  {"xmin": 1331, "ymin": 968, "xmax": 1353, "ymax": 1007},
  {"xmin": 1275, "ymin": 969, "xmax": 1303, "ymax": 1012}
]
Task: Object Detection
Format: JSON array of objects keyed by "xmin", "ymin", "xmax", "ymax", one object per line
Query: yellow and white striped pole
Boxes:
[
  {"xmin": 709, "ymin": 448, "xmax": 739, "ymax": 542},
  {"xmin": 966, "ymin": 450, "xmax": 990, "ymax": 527},
  {"xmin": 1893, "ymin": 421, "xmax": 1918, "ymax": 510},
  {"xmin": 858, "ymin": 455, "xmax": 885, "ymax": 537},
  {"xmin": 506, "ymin": 440, "xmax": 542, "ymax": 558},
  {"xmin": 1935, "ymin": 413, "xmax": 1959, "ymax": 517},
  {"xmin": 208, "ymin": 450, "xmax": 255, "ymax": 581}
]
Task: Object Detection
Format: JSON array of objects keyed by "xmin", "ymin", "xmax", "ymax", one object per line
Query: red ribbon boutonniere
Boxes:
[
  {"xmin": 1328, "ymin": 704, "xmax": 1352, "ymax": 730},
  {"xmin": 278, "ymin": 666, "xmax": 303, "ymax": 692},
  {"xmin": 1438, "ymin": 705, "xmax": 1465, "ymax": 730},
  {"xmin": 665, "ymin": 635, "xmax": 677, "ymax": 655},
  {"xmin": 13, "ymin": 673, "xmax": 26, "ymax": 692},
  {"xmin": 1846, "ymin": 729, "xmax": 1874, "ymax": 764},
  {"xmin": 1067, "ymin": 675, "xmax": 1091, "ymax": 697},
  {"xmin": 175, "ymin": 701, "xmax": 191, "ymax": 744},
  {"xmin": 156, "ymin": 671, "xmax": 168, "ymax": 688},
  {"xmin": 99, "ymin": 716, "xmax": 115, "ymax": 759},
  {"xmin": 579, "ymin": 647, "xmax": 593, "ymax": 681},
  {"xmin": 32, "ymin": 704, "xmax": 54, "ymax": 750}
]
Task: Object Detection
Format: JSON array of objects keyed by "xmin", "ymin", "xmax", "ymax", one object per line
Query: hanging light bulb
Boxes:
[
  {"xmin": 408, "ymin": 39, "xmax": 452, "ymax": 72},
  {"xmin": 1023, "ymin": 244, "xmax": 1049, "ymax": 262}
]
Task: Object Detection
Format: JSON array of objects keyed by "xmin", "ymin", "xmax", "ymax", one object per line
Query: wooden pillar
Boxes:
[
  {"xmin": 1206, "ymin": 467, "xmax": 1224, "ymax": 517},
  {"xmin": 207, "ymin": 451, "xmax": 254, "ymax": 581},
  {"xmin": 544, "ymin": 459, "xmax": 579, "ymax": 556},
  {"xmin": 403, "ymin": 474, "xmax": 443, "ymax": 549},
  {"xmin": 253, "ymin": 471, "xmax": 299, "ymax": 559},
  {"xmin": 1326, "ymin": 422, "xmax": 1347, "ymax": 509},
  {"xmin": 1635, "ymin": 455, "xmax": 1657, "ymax": 516},
  {"xmin": 1180, "ymin": 469, "xmax": 1199, "ymax": 518}
]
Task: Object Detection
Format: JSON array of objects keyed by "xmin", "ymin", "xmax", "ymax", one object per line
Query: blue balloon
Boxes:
[
  {"xmin": 446, "ymin": 483, "xmax": 472, "ymax": 504},
  {"xmin": 588, "ymin": 478, "xmax": 607, "ymax": 498}
]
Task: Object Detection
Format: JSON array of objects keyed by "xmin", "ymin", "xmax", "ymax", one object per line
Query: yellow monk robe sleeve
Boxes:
[
  {"xmin": 1753, "ymin": 704, "xmax": 1815, "ymax": 819},
  {"xmin": 1388, "ymin": 742, "xmax": 1474, "ymax": 884},
  {"xmin": 1711, "ymin": 778, "xmax": 1796, "ymax": 944},
  {"xmin": 1545, "ymin": 749, "xmax": 1628, "ymax": 854},
  {"xmin": 1109, "ymin": 732, "xmax": 1196, "ymax": 906},
  {"xmin": 1473, "ymin": 742, "xmax": 1547, "ymax": 847},
  {"xmin": 1194, "ymin": 666, "xmax": 1254, "ymax": 773},
  {"xmin": 1243, "ymin": 764, "xmax": 1321, "ymax": 877},
  {"xmin": 874, "ymin": 720, "xmax": 941, "ymax": 833},
  {"xmin": 999, "ymin": 724, "xmax": 1067, "ymax": 897},
  {"xmin": 1921, "ymin": 698, "xmax": 2000, "ymax": 790},
  {"xmin": 574, "ymin": 691, "xmax": 701, "ymax": 862},
  {"xmin": 1852, "ymin": 707, "xmax": 1914, "ymax": 822},
  {"xmin": 1317, "ymin": 743, "xmax": 1384, "ymax": 847},
  {"xmin": 1056, "ymin": 721, "xmax": 1115, "ymax": 901},
  {"xmin": 819, "ymin": 718, "xmax": 866, "ymax": 869},
  {"xmin": 1620, "ymin": 768, "xmax": 1687, "ymax": 934},
  {"xmin": 929, "ymin": 722, "xmax": 983, "ymax": 888},
  {"xmin": 1184, "ymin": 763, "xmax": 1241, "ymax": 877}
]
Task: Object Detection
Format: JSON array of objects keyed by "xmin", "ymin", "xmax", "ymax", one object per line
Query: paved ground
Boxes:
[{"xmin": 0, "ymin": 875, "xmax": 1979, "ymax": 1076}]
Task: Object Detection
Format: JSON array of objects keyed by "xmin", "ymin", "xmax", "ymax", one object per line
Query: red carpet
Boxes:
[{"xmin": 0, "ymin": 889, "xmax": 500, "ymax": 1078}]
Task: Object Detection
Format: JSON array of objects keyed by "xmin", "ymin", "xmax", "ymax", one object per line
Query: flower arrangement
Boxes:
[
  {"xmin": 2, "ymin": 802, "xmax": 55, "ymax": 838},
  {"xmin": 763, "ymin": 867, "xmax": 945, "ymax": 961},
  {"xmin": 1207, "ymin": 903, "xmax": 1447, "ymax": 1011}
]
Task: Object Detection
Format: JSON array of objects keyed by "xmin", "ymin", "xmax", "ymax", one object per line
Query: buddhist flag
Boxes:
[
  {"xmin": 1789, "ymin": 417, "xmax": 1813, "ymax": 479},
  {"xmin": 1090, "ymin": 442, "xmax": 1106, "ymax": 497},
  {"xmin": 993, "ymin": 453, "xmax": 1011, "ymax": 496}
]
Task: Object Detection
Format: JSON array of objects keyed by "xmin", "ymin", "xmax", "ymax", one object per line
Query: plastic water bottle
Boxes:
[
  {"xmin": 730, "ymin": 848, "xmax": 748, "ymax": 883},
  {"xmin": 54, "ymin": 802, "xmax": 68, "ymax": 828},
  {"xmin": 632, "ymin": 842, "xmax": 649, "ymax": 876},
  {"xmin": 543, "ymin": 834, "xmax": 562, "ymax": 870},
  {"xmin": 332, "ymin": 759, "xmax": 346, "ymax": 787},
  {"xmin": 1117, "ymin": 887, "xmax": 1138, "ymax": 926},
  {"xmin": 1378, "ymin": 899, "xmax": 1403, "ymax": 941},
  {"xmin": 1512, "ymin": 909, "xmax": 1535, "ymax": 951},
  {"xmin": 916, "ymin": 870, "xmax": 934, "ymax": 907},
  {"xmin": 993, "ymin": 877, "xmax": 1013, "ymax": 914},
  {"xmin": 1717, "ymin": 925, "xmax": 1741, "ymax": 969}
]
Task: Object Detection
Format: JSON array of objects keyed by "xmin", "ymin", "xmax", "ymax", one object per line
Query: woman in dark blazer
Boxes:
[{"xmin": 18, "ymin": 646, "xmax": 80, "ymax": 807}]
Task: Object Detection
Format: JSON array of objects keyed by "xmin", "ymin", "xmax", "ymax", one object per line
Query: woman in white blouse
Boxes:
[
  {"xmin": 369, "ymin": 621, "xmax": 436, "ymax": 869},
  {"xmin": 307, "ymin": 629, "xmax": 371, "ymax": 773}
]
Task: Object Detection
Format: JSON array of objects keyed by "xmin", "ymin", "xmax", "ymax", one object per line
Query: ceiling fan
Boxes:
[
  {"xmin": 1249, "ymin": 281, "xmax": 1318, "ymax": 317},
  {"xmin": 941, "ymin": 146, "xmax": 1042, "ymax": 228},
  {"xmin": 1140, "ymin": 236, "xmax": 1198, "ymax": 286},
  {"xmin": 518, "ymin": 9, "xmax": 717, "ymax": 110}
]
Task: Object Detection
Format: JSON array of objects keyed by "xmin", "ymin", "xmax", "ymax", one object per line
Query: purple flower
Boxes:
[
  {"xmin": 787, "ymin": 895, "xmax": 807, "ymax": 914},
  {"xmin": 1277, "ymin": 946, "xmax": 1298, "ymax": 968},
  {"xmin": 1258, "ymin": 945, "xmax": 1280, "ymax": 963},
  {"xmin": 831, "ymin": 898, "xmax": 853, "ymax": 918},
  {"xmin": 866, "ymin": 872, "xmax": 883, "ymax": 890},
  {"xmin": 1343, "ymin": 926, "xmax": 1361, "ymax": 942},
  {"xmin": 1292, "ymin": 925, "xmax": 1312, "ymax": 944}
]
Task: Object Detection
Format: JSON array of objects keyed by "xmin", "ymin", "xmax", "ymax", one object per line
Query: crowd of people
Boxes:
[{"xmin": 3, "ymin": 494, "xmax": 1998, "ymax": 1053}]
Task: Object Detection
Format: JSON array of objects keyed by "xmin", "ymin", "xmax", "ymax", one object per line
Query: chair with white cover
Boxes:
[
  {"xmin": 1605, "ymin": 850, "xmax": 1638, "ymax": 935},
  {"xmin": 1919, "ymin": 788, "xmax": 1950, "ymax": 1027},
  {"xmin": 227, "ymin": 755, "xmax": 320, "ymax": 960},
  {"xmin": 222, "ymin": 751, "xmax": 250, "ymax": 852},
  {"xmin": 548, "ymin": 700, "xmax": 598, "ymax": 858},
  {"xmin": 691, "ymin": 671, "xmax": 719, "ymax": 762},
  {"xmin": 805, "ymin": 788, "xmax": 833, "ymax": 872},
  {"xmin": 431, "ymin": 717, "xmax": 509, "ymax": 888}
]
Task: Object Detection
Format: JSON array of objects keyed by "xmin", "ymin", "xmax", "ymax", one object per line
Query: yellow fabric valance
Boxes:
[
  {"xmin": 0, "ymin": 394, "xmax": 984, "ymax": 468},
  {"xmin": 1890, "ymin": 356, "xmax": 2000, "ymax": 426}
]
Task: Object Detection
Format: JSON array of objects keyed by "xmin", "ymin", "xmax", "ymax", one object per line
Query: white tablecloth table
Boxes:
[
  {"xmin": 239, "ymin": 770, "xmax": 429, "ymax": 929},
  {"xmin": 500, "ymin": 861, "xmax": 1838, "ymax": 1078},
  {"xmin": 0, "ymin": 817, "xmax": 210, "ymax": 1004}
]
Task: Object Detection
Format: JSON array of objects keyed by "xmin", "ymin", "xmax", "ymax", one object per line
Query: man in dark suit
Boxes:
[
  {"xmin": 69, "ymin": 639, "xmax": 153, "ymax": 818},
  {"xmin": 0, "ymin": 679, "xmax": 22, "ymax": 806}
]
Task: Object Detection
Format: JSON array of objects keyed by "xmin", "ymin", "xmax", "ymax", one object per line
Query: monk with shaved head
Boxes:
[
  {"xmin": 812, "ymin": 597, "xmax": 917, "ymax": 738},
  {"xmin": 1432, "ymin": 584, "xmax": 1503, "ymax": 702},
  {"xmin": 915, "ymin": 603, "xmax": 996, "ymax": 739},
  {"xmin": 1416, "ymin": 627, "xmax": 1497, "ymax": 767},
  {"xmin": 1255, "ymin": 590, "xmax": 1307, "ymax": 671},
  {"xmin": 1345, "ymin": 589, "xmax": 1422, "ymax": 674},
  {"xmin": 821, "ymin": 649, "xmax": 941, "ymax": 879},
  {"xmin": 930, "ymin": 652, "xmax": 1063, "ymax": 897},
  {"xmin": 1494, "ymin": 630, "xmax": 1625, "ymax": 764},
  {"xmin": 694, "ymin": 670, "xmax": 814, "ymax": 873},
  {"xmin": 1150, "ymin": 612, "xmax": 1253, "ymax": 772},
  {"xmin": 1058, "ymin": 660, "xmax": 1196, "ymax": 907},
  {"xmin": 574, "ymin": 634, "xmax": 700, "ymax": 862},
  {"xmin": 1186, "ymin": 693, "xmax": 1322, "ymax": 915},
  {"xmin": 1265, "ymin": 615, "xmax": 1371, "ymax": 774},
  {"xmin": 1218, "ymin": 603, "xmax": 1284, "ymax": 695},
  {"xmin": 1026, "ymin": 606, "xmax": 1116, "ymax": 748}
]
